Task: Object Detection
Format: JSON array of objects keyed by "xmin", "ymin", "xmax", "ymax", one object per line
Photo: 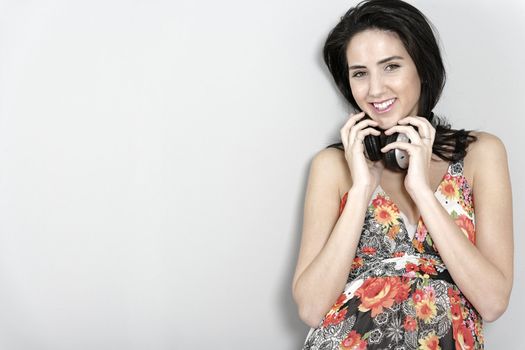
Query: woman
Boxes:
[{"xmin": 291, "ymin": 0, "xmax": 514, "ymax": 349}]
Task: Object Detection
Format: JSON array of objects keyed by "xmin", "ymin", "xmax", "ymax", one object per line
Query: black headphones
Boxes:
[{"xmin": 361, "ymin": 114, "xmax": 411, "ymax": 172}]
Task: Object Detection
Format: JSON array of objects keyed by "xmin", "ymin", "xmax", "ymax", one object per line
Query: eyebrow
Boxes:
[{"xmin": 348, "ymin": 56, "xmax": 404, "ymax": 70}]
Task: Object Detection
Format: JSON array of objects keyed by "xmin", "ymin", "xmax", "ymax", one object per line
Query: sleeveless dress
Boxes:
[{"xmin": 301, "ymin": 160, "xmax": 484, "ymax": 349}]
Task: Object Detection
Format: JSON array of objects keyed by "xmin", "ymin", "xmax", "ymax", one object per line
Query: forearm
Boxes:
[
  {"xmin": 414, "ymin": 188, "xmax": 512, "ymax": 321},
  {"xmin": 293, "ymin": 186, "xmax": 371, "ymax": 327}
]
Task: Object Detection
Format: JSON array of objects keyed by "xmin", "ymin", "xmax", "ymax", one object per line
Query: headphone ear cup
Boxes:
[
  {"xmin": 363, "ymin": 133, "xmax": 382, "ymax": 161},
  {"xmin": 383, "ymin": 132, "xmax": 405, "ymax": 171}
]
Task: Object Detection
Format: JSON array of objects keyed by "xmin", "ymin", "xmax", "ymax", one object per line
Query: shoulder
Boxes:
[
  {"xmin": 467, "ymin": 131, "xmax": 508, "ymax": 163},
  {"xmin": 309, "ymin": 147, "xmax": 349, "ymax": 196},
  {"xmin": 466, "ymin": 131, "xmax": 509, "ymax": 185},
  {"xmin": 469, "ymin": 131, "xmax": 507, "ymax": 152},
  {"xmin": 311, "ymin": 146, "xmax": 345, "ymax": 166}
]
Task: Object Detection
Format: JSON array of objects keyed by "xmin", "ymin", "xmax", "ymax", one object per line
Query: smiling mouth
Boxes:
[{"xmin": 370, "ymin": 98, "xmax": 396, "ymax": 113}]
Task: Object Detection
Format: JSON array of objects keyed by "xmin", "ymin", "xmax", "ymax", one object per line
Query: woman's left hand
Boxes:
[{"xmin": 380, "ymin": 116, "xmax": 436, "ymax": 196}]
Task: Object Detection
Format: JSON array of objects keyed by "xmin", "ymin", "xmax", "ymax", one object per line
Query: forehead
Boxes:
[{"xmin": 346, "ymin": 29, "xmax": 409, "ymax": 63}]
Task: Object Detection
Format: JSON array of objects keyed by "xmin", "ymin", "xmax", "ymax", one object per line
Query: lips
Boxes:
[{"xmin": 370, "ymin": 98, "xmax": 396, "ymax": 113}]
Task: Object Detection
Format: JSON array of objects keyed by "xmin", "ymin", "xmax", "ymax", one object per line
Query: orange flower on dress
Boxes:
[
  {"xmin": 374, "ymin": 204, "xmax": 398, "ymax": 226},
  {"xmin": 418, "ymin": 331, "xmax": 441, "ymax": 350},
  {"xmin": 415, "ymin": 298, "xmax": 437, "ymax": 323},
  {"xmin": 340, "ymin": 330, "xmax": 367, "ymax": 350},
  {"xmin": 439, "ymin": 178, "xmax": 460, "ymax": 200},
  {"xmin": 355, "ymin": 277, "xmax": 409, "ymax": 317},
  {"xmin": 412, "ymin": 239, "xmax": 424, "ymax": 253},
  {"xmin": 388, "ymin": 225, "xmax": 400, "ymax": 239},
  {"xmin": 455, "ymin": 214, "xmax": 476, "ymax": 244}
]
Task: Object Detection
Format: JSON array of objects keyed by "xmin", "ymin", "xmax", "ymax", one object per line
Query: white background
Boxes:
[{"xmin": 0, "ymin": 0, "xmax": 523, "ymax": 349}]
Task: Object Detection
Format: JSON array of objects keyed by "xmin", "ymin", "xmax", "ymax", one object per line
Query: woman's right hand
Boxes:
[{"xmin": 340, "ymin": 112, "xmax": 384, "ymax": 194}]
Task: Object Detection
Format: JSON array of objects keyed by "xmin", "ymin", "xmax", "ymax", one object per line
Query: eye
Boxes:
[
  {"xmin": 351, "ymin": 71, "xmax": 366, "ymax": 78},
  {"xmin": 385, "ymin": 64, "xmax": 400, "ymax": 71}
]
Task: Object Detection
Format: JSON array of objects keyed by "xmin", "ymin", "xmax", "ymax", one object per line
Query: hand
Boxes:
[
  {"xmin": 340, "ymin": 112, "xmax": 385, "ymax": 193},
  {"xmin": 380, "ymin": 116, "xmax": 436, "ymax": 195}
]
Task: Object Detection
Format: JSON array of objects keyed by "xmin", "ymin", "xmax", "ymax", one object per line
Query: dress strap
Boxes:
[{"xmin": 449, "ymin": 159, "xmax": 464, "ymax": 177}]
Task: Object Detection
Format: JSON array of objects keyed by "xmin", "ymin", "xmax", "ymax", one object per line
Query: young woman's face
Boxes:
[{"xmin": 346, "ymin": 29, "xmax": 421, "ymax": 129}]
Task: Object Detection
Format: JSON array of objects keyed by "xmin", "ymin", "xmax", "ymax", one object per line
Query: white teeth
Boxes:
[{"xmin": 373, "ymin": 98, "xmax": 395, "ymax": 110}]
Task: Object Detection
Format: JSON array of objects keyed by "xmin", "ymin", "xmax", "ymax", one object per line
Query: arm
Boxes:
[
  {"xmin": 291, "ymin": 148, "xmax": 373, "ymax": 328},
  {"xmin": 411, "ymin": 132, "xmax": 514, "ymax": 322}
]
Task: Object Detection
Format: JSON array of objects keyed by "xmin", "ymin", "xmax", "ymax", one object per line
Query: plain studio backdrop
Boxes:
[{"xmin": 0, "ymin": 0, "xmax": 523, "ymax": 349}]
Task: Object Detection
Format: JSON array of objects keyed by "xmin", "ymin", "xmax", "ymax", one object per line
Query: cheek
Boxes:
[{"xmin": 350, "ymin": 83, "xmax": 367, "ymax": 101}]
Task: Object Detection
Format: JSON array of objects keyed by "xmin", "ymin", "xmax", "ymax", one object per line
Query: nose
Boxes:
[{"xmin": 368, "ymin": 72, "xmax": 386, "ymax": 99}]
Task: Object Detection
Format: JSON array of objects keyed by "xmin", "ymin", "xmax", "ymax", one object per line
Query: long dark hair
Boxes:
[{"xmin": 323, "ymin": 0, "xmax": 476, "ymax": 161}]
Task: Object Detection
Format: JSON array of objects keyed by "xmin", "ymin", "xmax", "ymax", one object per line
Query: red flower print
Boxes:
[
  {"xmin": 394, "ymin": 277, "xmax": 411, "ymax": 303},
  {"xmin": 420, "ymin": 264, "xmax": 436, "ymax": 275},
  {"xmin": 448, "ymin": 287, "xmax": 461, "ymax": 305},
  {"xmin": 455, "ymin": 324, "xmax": 475, "ymax": 350},
  {"xmin": 372, "ymin": 195, "xmax": 388, "ymax": 208},
  {"xmin": 333, "ymin": 293, "xmax": 347, "ymax": 309},
  {"xmin": 339, "ymin": 192, "xmax": 348, "ymax": 216},
  {"xmin": 362, "ymin": 246, "xmax": 377, "ymax": 255},
  {"xmin": 341, "ymin": 330, "xmax": 367, "ymax": 350},
  {"xmin": 419, "ymin": 258, "xmax": 437, "ymax": 275},
  {"xmin": 450, "ymin": 303, "xmax": 463, "ymax": 325},
  {"xmin": 351, "ymin": 256, "xmax": 363, "ymax": 271},
  {"xmin": 405, "ymin": 263, "xmax": 419, "ymax": 273},
  {"xmin": 455, "ymin": 214, "xmax": 476, "ymax": 244},
  {"xmin": 322, "ymin": 308, "xmax": 348, "ymax": 327},
  {"xmin": 355, "ymin": 277, "xmax": 407, "ymax": 317},
  {"xmin": 393, "ymin": 251, "xmax": 405, "ymax": 257},
  {"xmin": 403, "ymin": 316, "xmax": 417, "ymax": 331},
  {"xmin": 412, "ymin": 289, "xmax": 425, "ymax": 303}
]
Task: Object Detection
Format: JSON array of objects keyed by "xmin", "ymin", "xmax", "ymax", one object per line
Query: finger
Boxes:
[
  {"xmin": 353, "ymin": 126, "xmax": 381, "ymax": 146},
  {"xmin": 342, "ymin": 111, "xmax": 366, "ymax": 130},
  {"xmin": 380, "ymin": 141, "xmax": 416, "ymax": 154},
  {"xmin": 384, "ymin": 125, "xmax": 422, "ymax": 144},
  {"xmin": 354, "ymin": 117, "xmax": 379, "ymax": 130},
  {"xmin": 340, "ymin": 112, "xmax": 366, "ymax": 149},
  {"xmin": 398, "ymin": 116, "xmax": 435, "ymax": 141},
  {"xmin": 348, "ymin": 119, "xmax": 380, "ymax": 147}
]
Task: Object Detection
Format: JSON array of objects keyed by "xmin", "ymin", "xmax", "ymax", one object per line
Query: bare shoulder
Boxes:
[
  {"xmin": 466, "ymin": 131, "xmax": 509, "ymax": 178},
  {"xmin": 310, "ymin": 147, "xmax": 349, "ymax": 197},
  {"xmin": 467, "ymin": 131, "xmax": 507, "ymax": 165},
  {"xmin": 468, "ymin": 131, "xmax": 507, "ymax": 155}
]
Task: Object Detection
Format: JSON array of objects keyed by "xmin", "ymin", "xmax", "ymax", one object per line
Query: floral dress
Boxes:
[{"xmin": 302, "ymin": 160, "xmax": 484, "ymax": 350}]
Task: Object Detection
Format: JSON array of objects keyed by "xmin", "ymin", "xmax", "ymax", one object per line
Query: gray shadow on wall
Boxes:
[
  {"xmin": 276, "ymin": 158, "xmax": 312, "ymax": 348},
  {"xmin": 276, "ymin": 36, "xmax": 351, "ymax": 348}
]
